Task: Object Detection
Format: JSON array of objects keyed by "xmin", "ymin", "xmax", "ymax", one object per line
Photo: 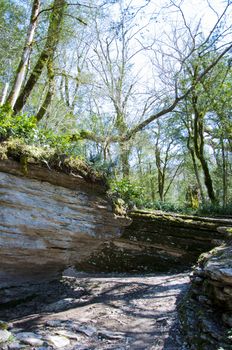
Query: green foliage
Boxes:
[
  {"xmin": 110, "ymin": 177, "xmax": 145, "ymax": 207},
  {"xmin": 144, "ymin": 200, "xmax": 192, "ymax": 214},
  {"xmin": 197, "ymin": 202, "xmax": 232, "ymax": 216},
  {"xmin": 0, "ymin": 109, "xmax": 84, "ymax": 156},
  {"xmin": 0, "ymin": 106, "xmax": 37, "ymax": 140},
  {"xmin": 33, "ymin": 128, "xmax": 81, "ymax": 154},
  {"xmin": 0, "ymin": 110, "xmax": 105, "ymax": 184},
  {"xmin": 142, "ymin": 201, "xmax": 232, "ymax": 216}
]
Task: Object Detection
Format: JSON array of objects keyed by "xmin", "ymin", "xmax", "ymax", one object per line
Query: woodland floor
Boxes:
[{"xmin": 1, "ymin": 271, "xmax": 190, "ymax": 350}]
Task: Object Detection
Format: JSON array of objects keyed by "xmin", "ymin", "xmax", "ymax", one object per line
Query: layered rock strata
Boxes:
[
  {"xmin": 0, "ymin": 160, "xmax": 130, "ymax": 303},
  {"xmin": 77, "ymin": 210, "xmax": 231, "ymax": 272},
  {"xmin": 179, "ymin": 228, "xmax": 232, "ymax": 349}
]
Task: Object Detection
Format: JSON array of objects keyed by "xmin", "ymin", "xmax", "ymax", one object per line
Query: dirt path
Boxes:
[{"xmin": 2, "ymin": 272, "xmax": 190, "ymax": 350}]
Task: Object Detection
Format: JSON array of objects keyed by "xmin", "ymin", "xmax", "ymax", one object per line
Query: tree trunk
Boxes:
[
  {"xmin": 187, "ymin": 137, "xmax": 205, "ymax": 203},
  {"xmin": 36, "ymin": 59, "xmax": 55, "ymax": 121},
  {"xmin": 155, "ymin": 147, "xmax": 164, "ymax": 202},
  {"xmin": 148, "ymin": 163, "xmax": 155, "ymax": 202},
  {"xmin": 221, "ymin": 136, "xmax": 228, "ymax": 207},
  {"xmin": 7, "ymin": 0, "xmax": 41, "ymax": 109},
  {"xmin": 154, "ymin": 122, "xmax": 165, "ymax": 202},
  {"xmin": 0, "ymin": 83, "xmax": 9, "ymax": 106},
  {"xmin": 198, "ymin": 154, "xmax": 216, "ymax": 203},
  {"xmin": 119, "ymin": 142, "xmax": 130, "ymax": 178},
  {"xmin": 115, "ymin": 110, "xmax": 130, "ymax": 178},
  {"xmin": 13, "ymin": 0, "xmax": 66, "ymax": 114},
  {"xmin": 192, "ymin": 98, "xmax": 216, "ymax": 203}
]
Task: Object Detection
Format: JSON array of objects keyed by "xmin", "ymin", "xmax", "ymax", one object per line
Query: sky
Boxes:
[
  {"xmin": 94, "ymin": 0, "xmax": 232, "ymax": 128},
  {"xmin": 109, "ymin": 0, "xmax": 232, "ymax": 78}
]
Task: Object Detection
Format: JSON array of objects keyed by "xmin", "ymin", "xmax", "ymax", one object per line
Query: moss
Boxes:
[
  {"xmin": 79, "ymin": 130, "xmax": 92, "ymax": 139},
  {"xmin": 0, "ymin": 138, "xmax": 106, "ymax": 186},
  {"xmin": 0, "ymin": 144, "xmax": 8, "ymax": 160},
  {"xmin": 225, "ymin": 228, "xmax": 232, "ymax": 238},
  {"xmin": 1, "ymin": 138, "xmax": 55, "ymax": 162},
  {"xmin": 198, "ymin": 251, "xmax": 213, "ymax": 265},
  {"xmin": 112, "ymin": 198, "xmax": 127, "ymax": 216},
  {"xmin": 20, "ymin": 154, "xmax": 28, "ymax": 175},
  {"xmin": 0, "ymin": 321, "xmax": 8, "ymax": 330},
  {"xmin": 128, "ymin": 211, "xmax": 221, "ymax": 237}
]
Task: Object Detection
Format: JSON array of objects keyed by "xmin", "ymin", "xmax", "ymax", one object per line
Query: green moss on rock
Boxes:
[{"xmin": 0, "ymin": 138, "xmax": 106, "ymax": 187}]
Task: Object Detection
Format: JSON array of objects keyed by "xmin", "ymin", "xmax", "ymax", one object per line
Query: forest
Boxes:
[{"xmin": 0, "ymin": 0, "xmax": 232, "ymax": 215}]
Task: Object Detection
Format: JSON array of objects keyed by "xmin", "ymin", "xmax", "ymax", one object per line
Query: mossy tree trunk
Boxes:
[
  {"xmin": 115, "ymin": 111, "xmax": 130, "ymax": 178},
  {"xmin": 185, "ymin": 123, "xmax": 205, "ymax": 203},
  {"xmin": 13, "ymin": 0, "xmax": 66, "ymax": 115},
  {"xmin": 154, "ymin": 121, "xmax": 175, "ymax": 202},
  {"xmin": 7, "ymin": 0, "xmax": 41, "ymax": 109},
  {"xmin": 221, "ymin": 136, "xmax": 228, "ymax": 207},
  {"xmin": 36, "ymin": 58, "xmax": 55, "ymax": 121},
  {"xmin": 192, "ymin": 95, "xmax": 217, "ymax": 203}
]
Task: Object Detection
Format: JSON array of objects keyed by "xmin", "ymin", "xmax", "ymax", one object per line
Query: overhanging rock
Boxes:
[
  {"xmin": 0, "ymin": 160, "xmax": 130, "ymax": 303},
  {"xmin": 77, "ymin": 210, "xmax": 231, "ymax": 272}
]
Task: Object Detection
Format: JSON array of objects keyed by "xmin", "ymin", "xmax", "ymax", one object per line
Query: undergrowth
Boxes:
[
  {"xmin": 0, "ymin": 107, "xmax": 83, "ymax": 155},
  {"xmin": 1, "ymin": 109, "xmax": 231, "ymax": 216},
  {"xmin": 0, "ymin": 108, "xmax": 105, "ymax": 185}
]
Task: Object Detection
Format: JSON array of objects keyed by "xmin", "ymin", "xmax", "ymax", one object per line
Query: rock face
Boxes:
[
  {"xmin": 77, "ymin": 210, "xmax": 231, "ymax": 272},
  {"xmin": 1, "ymin": 157, "xmax": 231, "ymax": 305},
  {"xmin": 179, "ymin": 230, "xmax": 232, "ymax": 350},
  {"xmin": 0, "ymin": 160, "xmax": 130, "ymax": 303}
]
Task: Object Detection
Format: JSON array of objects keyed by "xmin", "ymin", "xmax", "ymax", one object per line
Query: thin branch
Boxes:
[{"xmin": 78, "ymin": 40, "xmax": 232, "ymax": 144}]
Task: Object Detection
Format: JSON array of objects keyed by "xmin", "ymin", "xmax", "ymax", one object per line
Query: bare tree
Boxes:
[
  {"xmin": 85, "ymin": 0, "xmax": 157, "ymax": 176},
  {"xmin": 80, "ymin": 0, "xmax": 232, "ymax": 145}
]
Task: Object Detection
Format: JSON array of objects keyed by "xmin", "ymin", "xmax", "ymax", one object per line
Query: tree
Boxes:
[
  {"xmin": 79, "ymin": 0, "xmax": 232, "ymax": 146},
  {"xmin": 7, "ymin": 0, "xmax": 41, "ymax": 109},
  {"xmin": 153, "ymin": 120, "xmax": 183, "ymax": 202},
  {"xmin": 12, "ymin": 0, "xmax": 66, "ymax": 115},
  {"xmin": 85, "ymin": 2, "xmax": 146, "ymax": 177},
  {"xmin": 177, "ymin": 51, "xmax": 232, "ymax": 204},
  {"xmin": 0, "ymin": 0, "xmax": 27, "ymax": 104}
]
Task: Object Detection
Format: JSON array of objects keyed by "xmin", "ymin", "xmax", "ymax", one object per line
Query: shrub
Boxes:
[
  {"xmin": 0, "ymin": 108, "xmax": 84, "ymax": 156},
  {"xmin": 144, "ymin": 200, "xmax": 191, "ymax": 213},
  {"xmin": 197, "ymin": 202, "xmax": 232, "ymax": 216},
  {"xmin": 0, "ymin": 107, "xmax": 37, "ymax": 141},
  {"xmin": 109, "ymin": 177, "xmax": 145, "ymax": 207}
]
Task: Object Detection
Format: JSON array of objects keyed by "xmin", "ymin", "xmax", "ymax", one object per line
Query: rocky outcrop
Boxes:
[
  {"xmin": 0, "ymin": 160, "xmax": 130, "ymax": 303},
  {"xmin": 179, "ymin": 227, "xmax": 232, "ymax": 350},
  {"xmin": 1, "ymin": 144, "xmax": 231, "ymax": 305},
  {"xmin": 77, "ymin": 210, "xmax": 231, "ymax": 272}
]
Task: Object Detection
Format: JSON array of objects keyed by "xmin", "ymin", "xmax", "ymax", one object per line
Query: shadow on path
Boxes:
[{"xmin": 1, "ymin": 272, "xmax": 190, "ymax": 349}]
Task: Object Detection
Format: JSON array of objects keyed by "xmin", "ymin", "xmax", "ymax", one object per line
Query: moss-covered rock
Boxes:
[
  {"xmin": 0, "ymin": 138, "xmax": 106, "ymax": 188},
  {"xmin": 179, "ymin": 291, "xmax": 231, "ymax": 350},
  {"xmin": 76, "ymin": 211, "xmax": 231, "ymax": 273},
  {"xmin": 179, "ymin": 235, "xmax": 232, "ymax": 349}
]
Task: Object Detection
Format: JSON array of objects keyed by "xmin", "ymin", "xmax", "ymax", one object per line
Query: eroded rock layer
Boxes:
[
  {"xmin": 0, "ymin": 161, "xmax": 130, "ymax": 303},
  {"xmin": 179, "ymin": 229, "xmax": 232, "ymax": 350},
  {"xmin": 77, "ymin": 210, "xmax": 231, "ymax": 272}
]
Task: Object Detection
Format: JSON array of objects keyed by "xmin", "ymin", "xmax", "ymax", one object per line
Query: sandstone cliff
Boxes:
[
  {"xmin": 0, "ymin": 159, "xmax": 130, "ymax": 303},
  {"xmin": 77, "ymin": 210, "xmax": 231, "ymax": 272},
  {"xmin": 0, "ymin": 139, "xmax": 231, "ymax": 304}
]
